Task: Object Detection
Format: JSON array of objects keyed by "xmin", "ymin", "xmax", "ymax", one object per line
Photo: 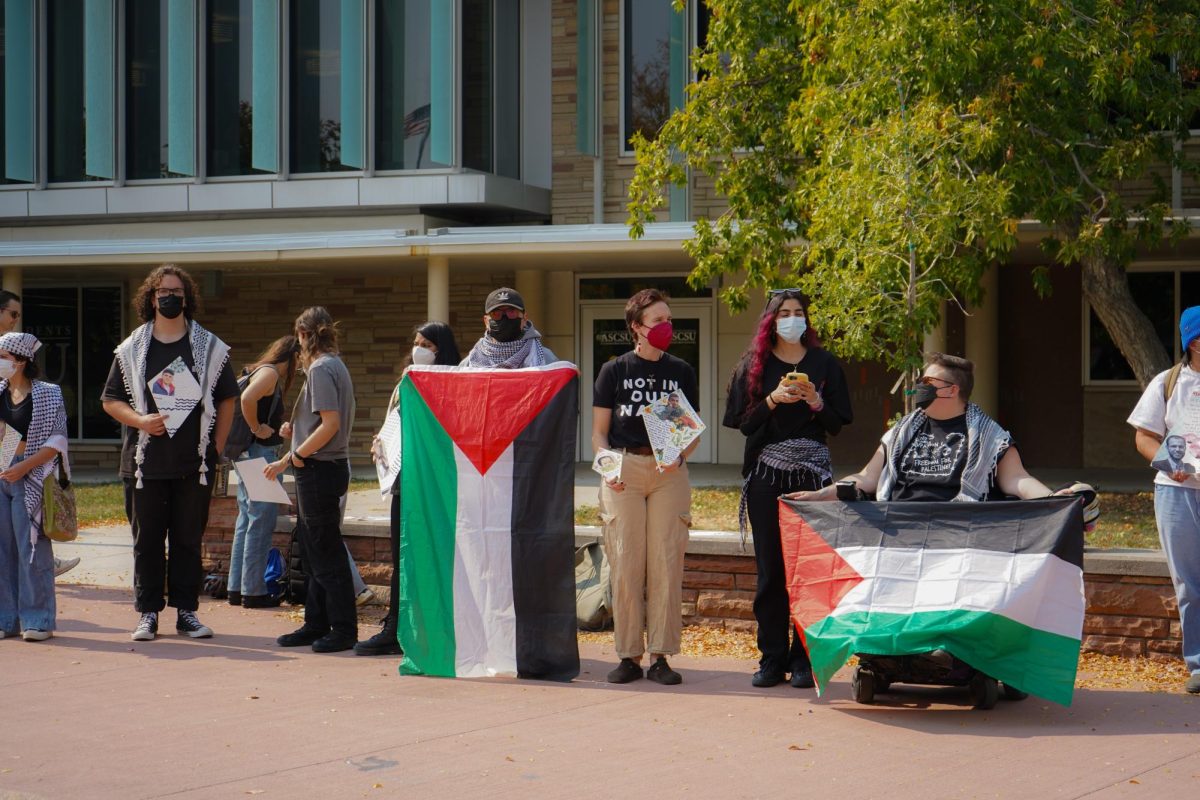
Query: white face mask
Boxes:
[
  {"xmin": 0, "ymin": 358, "xmax": 14, "ymax": 379},
  {"xmin": 412, "ymin": 345, "xmax": 437, "ymax": 366},
  {"xmin": 775, "ymin": 316, "xmax": 807, "ymax": 343}
]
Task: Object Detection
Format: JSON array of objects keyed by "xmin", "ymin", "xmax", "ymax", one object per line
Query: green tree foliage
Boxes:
[{"xmin": 628, "ymin": 0, "xmax": 1200, "ymax": 387}]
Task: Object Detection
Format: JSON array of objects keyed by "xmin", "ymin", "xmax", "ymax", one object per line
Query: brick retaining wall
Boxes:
[{"xmin": 201, "ymin": 498, "xmax": 1182, "ymax": 661}]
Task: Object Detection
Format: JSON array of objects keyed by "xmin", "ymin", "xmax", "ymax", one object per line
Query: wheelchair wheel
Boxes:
[
  {"xmin": 1000, "ymin": 682, "xmax": 1029, "ymax": 701},
  {"xmin": 969, "ymin": 674, "xmax": 999, "ymax": 710},
  {"xmin": 851, "ymin": 666, "xmax": 876, "ymax": 704}
]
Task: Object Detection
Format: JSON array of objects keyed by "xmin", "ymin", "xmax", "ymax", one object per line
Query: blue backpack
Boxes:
[{"xmin": 264, "ymin": 547, "xmax": 286, "ymax": 599}]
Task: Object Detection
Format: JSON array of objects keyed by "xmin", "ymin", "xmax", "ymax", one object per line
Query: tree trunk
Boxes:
[{"xmin": 1080, "ymin": 252, "xmax": 1171, "ymax": 388}]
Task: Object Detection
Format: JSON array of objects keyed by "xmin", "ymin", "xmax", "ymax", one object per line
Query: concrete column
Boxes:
[
  {"xmin": 427, "ymin": 255, "xmax": 450, "ymax": 323},
  {"xmin": 514, "ymin": 269, "xmax": 546, "ymax": 330},
  {"xmin": 923, "ymin": 300, "xmax": 946, "ymax": 356},
  {"xmin": 2, "ymin": 266, "xmax": 22, "ymax": 331},
  {"xmin": 965, "ymin": 265, "xmax": 999, "ymax": 417},
  {"xmin": 543, "ymin": 270, "xmax": 575, "ymax": 364}
]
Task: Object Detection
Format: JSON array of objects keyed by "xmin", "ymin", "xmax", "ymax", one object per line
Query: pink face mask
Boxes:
[{"xmin": 644, "ymin": 321, "xmax": 673, "ymax": 352}]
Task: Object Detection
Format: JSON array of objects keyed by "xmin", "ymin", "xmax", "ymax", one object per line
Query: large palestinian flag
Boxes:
[
  {"xmin": 780, "ymin": 497, "xmax": 1085, "ymax": 705},
  {"xmin": 397, "ymin": 363, "xmax": 580, "ymax": 681}
]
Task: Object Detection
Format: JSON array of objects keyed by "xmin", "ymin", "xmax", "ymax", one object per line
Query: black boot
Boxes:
[
  {"xmin": 354, "ymin": 616, "xmax": 402, "ymax": 656},
  {"xmin": 227, "ymin": 591, "xmax": 241, "ymax": 607}
]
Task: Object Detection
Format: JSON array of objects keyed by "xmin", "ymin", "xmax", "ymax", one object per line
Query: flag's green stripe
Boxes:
[
  {"xmin": 805, "ymin": 610, "xmax": 1081, "ymax": 706},
  {"xmin": 398, "ymin": 380, "xmax": 458, "ymax": 677}
]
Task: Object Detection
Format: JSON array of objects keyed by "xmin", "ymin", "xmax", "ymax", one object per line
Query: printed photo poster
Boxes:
[
  {"xmin": 639, "ymin": 391, "xmax": 705, "ymax": 470},
  {"xmin": 0, "ymin": 423, "xmax": 18, "ymax": 468},
  {"xmin": 375, "ymin": 408, "xmax": 402, "ymax": 498},
  {"xmin": 149, "ymin": 356, "xmax": 203, "ymax": 437},
  {"xmin": 1153, "ymin": 393, "xmax": 1200, "ymax": 481},
  {"xmin": 591, "ymin": 447, "xmax": 623, "ymax": 482}
]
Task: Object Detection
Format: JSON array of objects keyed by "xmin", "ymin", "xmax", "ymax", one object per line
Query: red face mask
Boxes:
[{"xmin": 644, "ymin": 321, "xmax": 673, "ymax": 352}]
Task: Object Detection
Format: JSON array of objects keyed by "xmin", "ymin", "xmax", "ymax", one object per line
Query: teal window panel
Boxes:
[
  {"xmin": 429, "ymin": 0, "xmax": 451, "ymax": 166},
  {"xmin": 167, "ymin": 0, "xmax": 197, "ymax": 176},
  {"xmin": 251, "ymin": 0, "xmax": 278, "ymax": 172},
  {"xmin": 84, "ymin": 0, "xmax": 114, "ymax": 180},
  {"xmin": 4, "ymin": 0, "xmax": 35, "ymax": 183},
  {"xmin": 575, "ymin": 0, "xmax": 595, "ymax": 156},
  {"xmin": 339, "ymin": 0, "xmax": 364, "ymax": 169}
]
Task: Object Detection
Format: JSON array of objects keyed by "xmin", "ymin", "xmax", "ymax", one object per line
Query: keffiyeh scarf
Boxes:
[
  {"xmin": 876, "ymin": 403, "xmax": 1010, "ymax": 502},
  {"xmin": 738, "ymin": 438, "xmax": 832, "ymax": 543},
  {"xmin": 0, "ymin": 379, "xmax": 69, "ymax": 553},
  {"xmin": 463, "ymin": 324, "xmax": 554, "ymax": 369},
  {"xmin": 114, "ymin": 321, "xmax": 230, "ymax": 488}
]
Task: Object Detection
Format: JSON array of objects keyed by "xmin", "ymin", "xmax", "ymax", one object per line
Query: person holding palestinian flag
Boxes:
[{"xmin": 461, "ymin": 288, "xmax": 556, "ymax": 368}]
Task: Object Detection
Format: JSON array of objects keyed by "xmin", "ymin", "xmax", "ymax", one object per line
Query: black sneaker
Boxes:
[
  {"xmin": 227, "ymin": 591, "xmax": 242, "ymax": 607},
  {"xmin": 131, "ymin": 612, "xmax": 158, "ymax": 641},
  {"xmin": 1187, "ymin": 673, "xmax": 1200, "ymax": 694},
  {"xmin": 790, "ymin": 666, "xmax": 815, "ymax": 689},
  {"xmin": 176, "ymin": 610, "xmax": 213, "ymax": 638},
  {"xmin": 752, "ymin": 669, "xmax": 785, "ymax": 688},
  {"xmin": 241, "ymin": 594, "xmax": 282, "ymax": 609},
  {"xmin": 311, "ymin": 632, "xmax": 357, "ymax": 653},
  {"xmin": 354, "ymin": 621, "xmax": 403, "ymax": 656},
  {"xmin": 277, "ymin": 626, "xmax": 328, "ymax": 647},
  {"xmin": 646, "ymin": 656, "xmax": 682, "ymax": 686},
  {"xmin": 606, "ymin": 658, "xmax": 644, "ymax": 684}
]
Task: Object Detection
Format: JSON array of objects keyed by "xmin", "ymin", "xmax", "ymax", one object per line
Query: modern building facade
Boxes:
[{"xmin": 3, "ymin": 0, "xmax": 1199, "ymax": 473}]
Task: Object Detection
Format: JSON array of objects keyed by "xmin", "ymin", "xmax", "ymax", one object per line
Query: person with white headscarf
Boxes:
[{"xmin": 0, "ymin": 332, "xmax": 69, "ymax": 642}]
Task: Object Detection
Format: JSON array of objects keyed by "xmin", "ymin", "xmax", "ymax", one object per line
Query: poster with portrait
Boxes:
[
  {"xmin": 638, "ymin": 391, "xmax": 705, "ymax": 470},
  {"xmin": 591, "ymin": 447, "xmax": 623, "ymax": 483},
  {"xmin": 375, "ymin": 408, "xmax": 402, "ymax": 498},
  {"xmin": 149, "ymin": 356, "xmax": 203, "ymax": 437}
]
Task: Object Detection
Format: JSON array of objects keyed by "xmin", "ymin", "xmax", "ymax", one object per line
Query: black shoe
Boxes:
[
  {"xmin": 606, "ymin": 658, "xmax": 644, "ymax": 684},
  {"xmin": 276, "ymin": 626, "xmax": 327, "ymax": 647},
  {"xmin": 752, "ymin": 669, "xmax": 785, "ymax": 688},
  {"xmin": 646, "ymin": 656, "xmax": 682, "ymax": 686},
  {"xmin": 175, "ymin": 610, "xmax": 214, "ymax": 638},
  {"xmin": 242, "ymin": 594, "xmax": 283, "ymax": 609},
  {"xmin": 354, "ymin": 625, "xmax": 403, "ymax": 656},
  {"xmin": 311, "ymin": 632, "xmax": 357, "ymax": 653},
  {"xmin": 790, "ymin": 666, "xmax": 815, "ymax": 689},
  {"xmin": 227, "ymin": 591, "xmax": 241, "ymax": 607}
]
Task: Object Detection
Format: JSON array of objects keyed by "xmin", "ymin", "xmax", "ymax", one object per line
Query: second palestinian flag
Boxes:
[
  {"xmin": 781, "ymin": 497, "xmax": 1086, "ymax": 705},
  {"xmin": 398, "ymin": 363, "xmax": 580, "ymax": 681}
]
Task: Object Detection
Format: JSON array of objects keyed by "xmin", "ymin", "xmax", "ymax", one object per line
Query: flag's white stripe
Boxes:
[
  {"xmin": 829, "ymin": 547, "xmax": 1084, "ymax": 641},
  {"xmin": 451, "ymin": 444, "xmax": 517, "ymax": 678}
]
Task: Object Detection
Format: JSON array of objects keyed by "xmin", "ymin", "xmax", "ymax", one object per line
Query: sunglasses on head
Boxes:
[
  {"xmin": 768, "ymin": 288, "xmax": 802, "ymax": 297},
  {"xmin": 487, "ymin": 308, "xmax": 522, "ymax": 320}
]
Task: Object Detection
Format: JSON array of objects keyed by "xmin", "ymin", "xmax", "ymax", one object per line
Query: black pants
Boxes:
[
  {"xmin": 125, "ymin": 476, "xmax": 214, "ymax": 613},
  {"xmin": 294, "ymin": 458, "xmax": 356, "ymax": 638},
  {"xmin": 385, "ymin": 492, "xmax": 400, "ymax": 627},
  {"xmin": 746, "ymin": 472, "xmax": 817, "ymax": 673}
]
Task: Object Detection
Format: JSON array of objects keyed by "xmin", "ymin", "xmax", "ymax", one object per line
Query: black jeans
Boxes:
[
  {"xmin": 125, "ymin": 476, "xmax": 214, "ymax": 613},
  {"xmin": 385, "ymin": 492, "xmax": 400, "ymax": 627},
  {"xmin": 294, "ymin": 458, "xmax": 356, "ymax": 638},
  {"xmin": 746, "ymin": 472, "xmax": 816, "ymax": 673}
]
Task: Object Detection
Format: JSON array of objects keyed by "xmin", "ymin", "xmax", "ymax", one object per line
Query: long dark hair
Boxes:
[
  {"xmin": 417, "ymin": 321, "xmax": 461, "ymax": 365},
  {"xmin": 294, "ymin": 307, "xmax": 340, "ymax": 368},
  {"xmin": 731, "ymin": 290, "xmax": 821, "ymax": 417},
  {"xmin": 246, "ymin": 335, "xmax": 299, "ymax": 397},
  {"xmin": 133, "ymin": 264, "xmax": 201, "ymax": 323}
]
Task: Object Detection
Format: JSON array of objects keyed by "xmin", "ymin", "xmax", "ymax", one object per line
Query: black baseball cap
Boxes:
[{"xmin": 484, "ymin": 287, "xmax": 525, "ymax": 313}]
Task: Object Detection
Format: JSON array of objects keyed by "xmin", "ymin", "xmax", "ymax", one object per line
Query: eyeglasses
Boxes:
[
  {"xmin": 155, "ymin": 288, "xmax": 185, "ymax": 298},
  {"xmin": 1, "ymin": 307, "xmax": 19, "ymax": 319},
  {"xmin": 487, "ymin": 308, "xmax": 522, "ymax": 320},
  {"xmin": 917, "ymin": 375, "xmax": 955, "ymax": 388}
]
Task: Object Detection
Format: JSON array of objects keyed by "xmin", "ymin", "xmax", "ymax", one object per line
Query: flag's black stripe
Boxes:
[
  {"xmin": 510, "ymin": 375, "xmax": 581, "ymax": 681},
  {"xmin": 781, "ymin": 497, "xmax": 1085, "ymax": 570}
]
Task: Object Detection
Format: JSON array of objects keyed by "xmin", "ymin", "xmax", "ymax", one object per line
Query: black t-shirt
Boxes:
[
  {"xmin": 243, "ymin": 367, "xmax": 285, "ymax": 446},
  {"xmin": 723, "ymin": 349, "xmax": 853, "ymax": 477},
  {"xmin": 593, "ymin": 350, "xmax": 699, "ymax": 449},
  {"xmin": 102, "ymin": 335, "xmax": 240, "ymax": 479},
  {"xmin": 0, "ymin": 389, "xmax": 32, "ymax": 438}
]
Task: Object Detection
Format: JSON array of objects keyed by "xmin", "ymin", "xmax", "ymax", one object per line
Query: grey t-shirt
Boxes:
[{"xmin": 293, "ymin": 353, "xmax": 355, "ymax": 461}]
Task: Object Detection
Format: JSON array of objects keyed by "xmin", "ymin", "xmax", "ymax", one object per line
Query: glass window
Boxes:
[
  {"xmin": 25, "ymin": 286, "xmax": 122, "ymax": 440},
  {"xmin": 48, "ymin": 0, "xmax": 114, "ymax": 182},
  {"xmin": 622, "ymin": 0, "xmax": 673, "ymax": 151},
  {"xmin": 207, "ymin": 0, "xmax": 277, "ymax": 176},
  {"xmin": 461, "ymin": 0, "xmax": 493, "ymax": 173},
  {"xmin": 1088, "ymin": 272, "xmax": 1175, "ymax": 381},
  {"xmin": 1, "ymin": 0, "xmax": 36, "ymax": 184},
  {"xmin": 126, "ymin": 0, "xmax": 196, "ymax": 179},
  {"xmin": 461, "ymin": 0, "xmax": 519, "ymax": 177},
  {"xmin": 289, "ymin": 0, "xmax": 362, "ymax": 173},
  {"xmin": 374, "ymin": 0, "xmax": 448, "ymax": 170}
]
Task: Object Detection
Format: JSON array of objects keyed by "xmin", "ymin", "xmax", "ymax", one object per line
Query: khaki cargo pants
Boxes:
[{"xmin": 599, "ymin": 452, "xmax": 691, "ymax": 659}]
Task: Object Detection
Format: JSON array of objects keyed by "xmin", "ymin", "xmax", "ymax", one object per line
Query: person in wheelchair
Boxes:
[{"xmin": 787, "ymin": 352, "xmax": 1097, "ymax": 704}]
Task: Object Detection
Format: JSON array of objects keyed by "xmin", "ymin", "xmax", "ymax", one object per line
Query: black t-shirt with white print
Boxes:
[
  {"xmin": 592, "ymin": 350, "xmax": 699, "ymax": 450},
  {"xmin": 892, "ymin": 413, "xmax": 1013, "ymax": 501}
]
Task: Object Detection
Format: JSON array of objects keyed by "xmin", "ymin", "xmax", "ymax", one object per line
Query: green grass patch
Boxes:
[
  {"xmin": 576, "ymin": 488, "xmax": 1161, "ymax": 549},
  {"xmin": 74, "ymin": 482, "xmax": 130, "ymax": 528}
]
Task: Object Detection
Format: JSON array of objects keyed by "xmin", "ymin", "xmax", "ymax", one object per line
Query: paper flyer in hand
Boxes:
[
  {"xmin": 0, "ymin": 423, "xmax": 18, "ymax": 468},
  {"xmin": 1151, "ymin": 428, "xmax": 1200, "ymax": 480},
  {"xmin": 638, "ymin": 390, "xmax": 705, "ymax": 469},
  {"xmin": 149, "ymin": 356, "xmax": 203, "ymax": 437},
  {"xmin": 591, "ymin": 448, "xmax": 623, "ymax": 482},
  {"xmin": 233, "ymin": 457, "xmax": 291, "ymax": 505},
  {"xmin": 375, "ymin": 408, "xmax": 402, "ymax": 498}
]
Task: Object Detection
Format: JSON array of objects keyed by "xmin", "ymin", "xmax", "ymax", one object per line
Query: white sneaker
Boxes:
[
  {"xmin": 54, "ymin": 556, "xmax": 81, "ymax": 577},
  {"xmin": 355, "ymin": 587, "xmax": 374, "ymax": 607},
  {"xmin": 131, "ymin": 611, "xmax": 159, "ymax": 641},
  {"xmin": 22, "ymin": 629, "xmax": 52, "ymax": 641}
]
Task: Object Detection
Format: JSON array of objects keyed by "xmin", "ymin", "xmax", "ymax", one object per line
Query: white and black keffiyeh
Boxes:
[
  {"xmin": 0, "ymin": 332, "xmax": 41, "ymax": 360},
  {"xmin": 462, "ymin": 323, "xmax": 556, "ymax": 369},
  {"xmin": 0, "ymin": 379, "xmax": 69, "ymax": 553},
  {"xmin": 738, "ymin": 437, "xmax": 832, "ymax": 541},
  {"xmin": 114, "ymin": 320, "xmax": 230, "ymax": 488},
  {"xmin": 876, "ymin": 403, "xmax": 1010, "ymax": 502}
]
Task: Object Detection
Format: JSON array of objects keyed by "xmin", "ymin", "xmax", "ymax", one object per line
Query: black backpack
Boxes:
[
  {"xmin": 223, "ymin": 366, "xmax": 280, "ymax": 460},
  {"xmin": 284, "ymin": 524, "xmax": 308, "ymax": 606}
]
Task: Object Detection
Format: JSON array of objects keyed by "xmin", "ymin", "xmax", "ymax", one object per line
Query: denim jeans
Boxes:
[
  {"xmin": 0, "ymin": 455, "xmax": 56, "ymax": 633},
  {"xmin": 1154, "ymin": 484, "xmax": 1200, "ymax": 674},
  {"xmin": 294, "ymin": 458, "xmax": 356, "ymax": 638},
  {"xmin": 230, "ymin": 442, "xmax": 281, "ymax": 596}
]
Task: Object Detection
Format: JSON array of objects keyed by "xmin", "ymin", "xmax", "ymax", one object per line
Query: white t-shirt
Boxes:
[{"xmin": 1127, "ymin": 364, "xmax": 1200, "ymax": 489}]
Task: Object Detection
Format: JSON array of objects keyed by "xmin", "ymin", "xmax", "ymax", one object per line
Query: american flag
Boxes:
[{"xmin": 404, "ymin": 104, "xmax": 431, "ymax": 138}]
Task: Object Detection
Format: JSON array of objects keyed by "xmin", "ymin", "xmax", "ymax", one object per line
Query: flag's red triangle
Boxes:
[
  {"xmin": 779, "ymin": 502, "xmax": 865, "ymax": 631},
  {"xmin": 408, "ymin": 366, "xmax": 576, "ymax": 475}
]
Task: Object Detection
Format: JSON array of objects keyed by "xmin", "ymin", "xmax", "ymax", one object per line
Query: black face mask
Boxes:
[
  {"xmin": 157, "ymin": 295, "xmax": 185, "ymax": 320},
  {"xmin": 488, "ymin": 315, "xmax": 524, "ymax": 343}
]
